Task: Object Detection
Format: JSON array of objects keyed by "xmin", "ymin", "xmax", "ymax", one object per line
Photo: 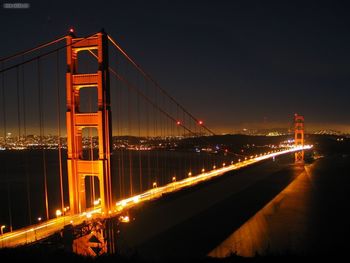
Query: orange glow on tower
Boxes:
[
  {"xmin": 294, "ymin": 113, "xmax": 304, "ymax": 163},
  {"xmin": 66, "ymin": 30, "xmax": 112, "ymax": 214}
]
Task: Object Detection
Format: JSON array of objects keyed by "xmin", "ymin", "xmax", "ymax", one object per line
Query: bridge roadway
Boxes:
[{"xmin": 0, "ymin": 145, "xmax": 312, "ymax": 248}]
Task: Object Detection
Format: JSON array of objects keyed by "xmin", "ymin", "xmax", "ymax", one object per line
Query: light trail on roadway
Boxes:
[{"xmin": 114, "ymin": 145, "xmax": 313, "ymax": 210}]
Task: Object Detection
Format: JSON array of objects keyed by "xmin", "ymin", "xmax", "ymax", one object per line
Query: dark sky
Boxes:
[{"xmin": 1, "ymin": 0, "xmax": 350, "ymax": 133}]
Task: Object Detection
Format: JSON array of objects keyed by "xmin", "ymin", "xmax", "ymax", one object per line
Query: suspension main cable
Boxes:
[
  {"xmin": 111, "ymin": 66, "xmax": 242, "ymax": 161},
  {"xmin": 0, "ymin": 36, "xmax": 66, "ymax": 63},
  {"xmin": 0, "ymin": 32, "xmax": 100, "ymax": 75},
  {"xmin": 94, "ymin": 37, "xmax": 241, "ymax": 162},
  {"xmin": 87, "ymin": 49, "xmax": 199, "ymax": 137},
  {"xmin": 107, "ymin": 35, "xmax": 216, "ymax": 136},
  {"xmin": 110, "ymin": 67, "xmax": 197, "ymax": 136}
]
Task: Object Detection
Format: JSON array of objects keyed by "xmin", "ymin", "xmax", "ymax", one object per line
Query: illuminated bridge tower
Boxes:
[
  {"xmin": 66, "ymin": 30, "xmax": 112, "ymax": 215},
  {"xmin": 294, "ymin": 113, "xmax": 304, "ymax": 163}
]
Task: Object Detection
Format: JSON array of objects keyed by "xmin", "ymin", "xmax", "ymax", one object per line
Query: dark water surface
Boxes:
[{"xmin": 0, "ymin": 149, "xmax": 229, "ymax": 229}]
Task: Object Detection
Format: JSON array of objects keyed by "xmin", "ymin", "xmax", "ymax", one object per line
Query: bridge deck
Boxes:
[{"xmin": 0, "ymin": 146, "xmax": 311, "ymax": 248}]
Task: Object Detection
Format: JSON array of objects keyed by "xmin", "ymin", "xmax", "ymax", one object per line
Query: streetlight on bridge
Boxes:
[
  {"xmin": 63, "ymin": 206, "xmax": 70, "ymax": 215},
  {"xmin": 56, "ymin": 209, "xmax": 62, "ymax": 218},
  {"xmin": 1, "ymin": 225, "xmax": 5, "ymax": 235}
]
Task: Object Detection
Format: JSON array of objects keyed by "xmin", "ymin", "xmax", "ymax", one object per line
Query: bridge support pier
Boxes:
[
  {"xmin": 104, "ymin": 217, "xmax": 118, "ymax": 254},
  {"xmin": 62, "ymin": 217, "xmax": 118, "ymax": 257}
]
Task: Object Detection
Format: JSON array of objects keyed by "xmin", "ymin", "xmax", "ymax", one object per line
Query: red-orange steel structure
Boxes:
[
  {"xmin": 66, "ymin": 31, "xmax": 112, "ymax": 214},
  {"xmin": 294, "ymin": 113, "xmax": 304, "ymax": 163}
]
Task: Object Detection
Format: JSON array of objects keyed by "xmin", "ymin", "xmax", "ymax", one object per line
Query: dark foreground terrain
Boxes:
[{"xmin": 0, "ymin": 245, "xmax": 334, "ymax": 263}]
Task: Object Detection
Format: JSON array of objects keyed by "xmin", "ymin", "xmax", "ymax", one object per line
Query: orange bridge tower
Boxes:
[
  {"xmin": 294, "ymin": 113, "xmax": 304, "ymax": 163},
  {"xmin": 66, "ymin": 30, "xmax": 112, "ymax": 215}
]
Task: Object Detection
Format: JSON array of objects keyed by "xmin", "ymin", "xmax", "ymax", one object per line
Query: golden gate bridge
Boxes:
[{"xmin": 0, "ymin": 29, "xmax": 310, "ymax": 255}]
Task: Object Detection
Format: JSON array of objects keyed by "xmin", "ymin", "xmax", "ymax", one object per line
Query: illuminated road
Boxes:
[
  {"xmin": 0, "ymin": 145, "xmax": 312, "ymax": 248},
  {"xmin": 0, "ymin": 209, "xmax": 101, "ymax": 248},
  {"xmin": 115, "ymin": 145, "xmax": 313, "ymax": 210}
]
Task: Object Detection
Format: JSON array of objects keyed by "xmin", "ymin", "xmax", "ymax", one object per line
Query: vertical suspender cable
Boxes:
[
  {"xmin": 16, "ymin": 67, "xmax": 21, "ymax": 140},
  {"xmin": 2, "ymin": 63, "xmax": 13, "ymax": 231},
  {"xmin": 146, "ymin": 81, "xmax": 151, "ymax": 189},
  {"xmin": 120, "ymin": 81, "xmax": 125, "ymax": 199},
  {"xmin": 56, "ymin": 50, "xmax": 64, "ymax": 213},
  {"xmin": 16, "ymin": 66, "xmax": 26, "ymax": 225},
  {"xmin": 38, "ymin": 58, "xmax": 49, "ymax": 220},
  {"xmin": 116, "ymin": 72, "xmax": 122, "ymax": 199},
  {"xmin": 127, "ymin": 68, "xmax": 133, "ymax": 196},
  {"xmin": 137, "ymin": 76, "xmax": 142, "ymax": 193},
  {"xmin": 22, "ymin": 58, "xmax": 32, "ymax": 225},
  {"xmin": 162, "ymin": 93, "xmax": 166, "ymax": 184},
  {"xmin": 154, "ymin": 85, "xmax": 159, "ymax": 185}
]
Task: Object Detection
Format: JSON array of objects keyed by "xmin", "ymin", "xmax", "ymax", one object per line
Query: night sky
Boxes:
[{"xmin": 1, "ymin": 0, "xmax": 350, "ymax": 133}]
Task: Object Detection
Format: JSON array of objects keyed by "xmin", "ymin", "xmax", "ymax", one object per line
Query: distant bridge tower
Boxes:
[
  {"xmin": 66, "ymin": 30, "xmax": 112, "ymax": 215},
  {"xmin": 294, "ymin": 113, "xmax": 304, "ymax": 163}
]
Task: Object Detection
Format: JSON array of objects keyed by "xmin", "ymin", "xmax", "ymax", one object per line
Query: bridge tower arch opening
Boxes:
[
  {"xmin": 66, "ymin": 30, "xmax": 112, "ymax": 215},
  {"xmin": 294, "ymin": 113, "xmax": 304, "ymax": 163}
]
